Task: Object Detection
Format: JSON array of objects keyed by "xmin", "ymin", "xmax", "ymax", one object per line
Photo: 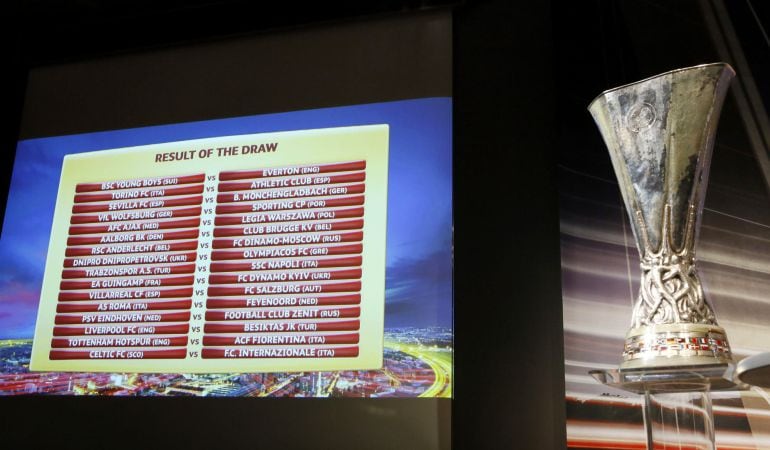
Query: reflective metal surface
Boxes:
[
  {"xmin": 589, "ymin": 63, "xmax": 736, "ymax": 369},
  {"xmin": 735, "ymin": 352, "xmax": 770, "ymax": 388}
]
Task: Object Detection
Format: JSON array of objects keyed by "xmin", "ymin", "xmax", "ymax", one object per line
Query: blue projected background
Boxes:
[{"xmin": 0, "ymin": 97, "xmax": 453, "ymax": 397}]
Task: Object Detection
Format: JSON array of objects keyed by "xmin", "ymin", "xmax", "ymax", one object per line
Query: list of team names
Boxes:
[
  {"xmin": 47, "ymin": 159, "xmax": 367, "ymax": 363},
  {"xmin": 50, "ymin": 174, "xmax": 205, "ymax": 360},
  {"xmin": 202, "ymin": 160, "xmax": 366, "ymax": 360}
]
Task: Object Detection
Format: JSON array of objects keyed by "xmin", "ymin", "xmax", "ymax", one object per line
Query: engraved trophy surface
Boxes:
[{"xmin": 588, "ymin": 63, "xmax": 735, "ymax": 371}]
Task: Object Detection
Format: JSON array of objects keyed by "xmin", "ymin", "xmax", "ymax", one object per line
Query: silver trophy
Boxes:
[{"xmin": 588, "ymin": 63, "xmax": 735, "ymax": 371}]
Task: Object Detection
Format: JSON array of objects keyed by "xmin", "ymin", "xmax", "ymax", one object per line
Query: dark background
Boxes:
[
  {"xmin": 557, "ymin": 4, "xmax": 770, "ymax": 449},
  {"xmin": 0, "ymin": 0, "xmax": 767, "ymax": 449},
  {"xmin": 556, "ymin": 1, "xmax": 770, "ymax": 449}
]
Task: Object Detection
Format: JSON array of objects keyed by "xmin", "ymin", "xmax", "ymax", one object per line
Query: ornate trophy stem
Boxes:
[
  {"xmin": 588, "ymin": 63, "xmax": 735, "ymax": 370},
  {"xmin": 633, "ymin": 204, "xmax": 716, "ymax": 327}
]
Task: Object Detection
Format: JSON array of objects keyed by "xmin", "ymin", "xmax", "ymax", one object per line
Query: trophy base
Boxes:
[
  {"xmin": 591, "ymin": 363, "xmax": 743, "ymax": 450},
  {"xmin": 590, "ymin": 363, "xmax": 739, "ymax": 394},
  {"xmin": 621, "ymin": 323, "xmax": 732, "ymax": 370}
]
